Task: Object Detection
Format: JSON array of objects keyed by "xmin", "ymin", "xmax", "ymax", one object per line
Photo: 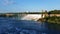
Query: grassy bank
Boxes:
[{"xmin": 44, "ymin": 16, "xmax": 60, "ymax": 24}]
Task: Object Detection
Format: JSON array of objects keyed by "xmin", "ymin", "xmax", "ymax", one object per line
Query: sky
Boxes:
[{"xmin": 0, "ymin": 0, "xmax": 60, "ymax": 13}]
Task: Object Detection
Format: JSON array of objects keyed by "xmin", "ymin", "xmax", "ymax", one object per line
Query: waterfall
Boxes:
[{"xmin": 21, "ymin": 14, "xmax": 42, "ymax": 21}]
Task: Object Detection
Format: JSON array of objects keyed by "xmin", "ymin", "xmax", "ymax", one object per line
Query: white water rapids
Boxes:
[{"xmin": 21, "ymin": 14, "xmax": 44, "ymax": 21}]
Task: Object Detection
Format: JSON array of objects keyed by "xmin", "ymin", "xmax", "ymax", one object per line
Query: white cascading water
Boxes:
[{"xmin": 21, "ymin": 14, "xmax": 44, "ymax": 21}]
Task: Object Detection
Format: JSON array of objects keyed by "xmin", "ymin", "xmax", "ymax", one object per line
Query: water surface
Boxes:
[{"xmin": 0, "ymin": 17, "xmax": 60, "ymax": 34}]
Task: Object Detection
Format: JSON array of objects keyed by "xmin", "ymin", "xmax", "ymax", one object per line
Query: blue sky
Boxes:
[{"xmin": 0, "ymin": 0, "xmax": 60, "ymax": 13}]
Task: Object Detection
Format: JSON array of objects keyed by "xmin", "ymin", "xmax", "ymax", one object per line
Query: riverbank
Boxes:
[
  {"xmin": 43, "ymin": 16, "xmax": 60, "ymax": 30},
  {"xmin": 37, "ymin": 16, "xmax": 60, "ymax": 31},
  {"xmin": 43, "ymin": 16, "xmax": 60, "ymax": 24}
]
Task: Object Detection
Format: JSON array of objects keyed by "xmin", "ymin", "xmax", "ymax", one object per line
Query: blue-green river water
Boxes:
[{"xmin": 0, "ymin": 17, "xmax": 60, "ymax": 34}]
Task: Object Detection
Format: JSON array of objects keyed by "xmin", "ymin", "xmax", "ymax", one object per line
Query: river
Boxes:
[{"xmin": 0, "ymin": 17, "xmax": 60, "ymax": 34}]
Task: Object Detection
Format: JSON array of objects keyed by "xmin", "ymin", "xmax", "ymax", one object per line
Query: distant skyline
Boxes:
[{"xmin": 0, "ymin": 0, "xmax": 60, "ymax": 13}]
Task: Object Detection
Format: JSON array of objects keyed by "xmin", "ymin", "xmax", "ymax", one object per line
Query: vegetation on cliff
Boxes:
[{"xmin": 44, "ymin": 16, "xmax": 60, "ymax": 24}]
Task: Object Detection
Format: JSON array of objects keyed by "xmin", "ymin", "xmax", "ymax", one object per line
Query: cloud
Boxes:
[{"xmin": 2, "ymin": 0, "xmax": 15, "ymax": 5}]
